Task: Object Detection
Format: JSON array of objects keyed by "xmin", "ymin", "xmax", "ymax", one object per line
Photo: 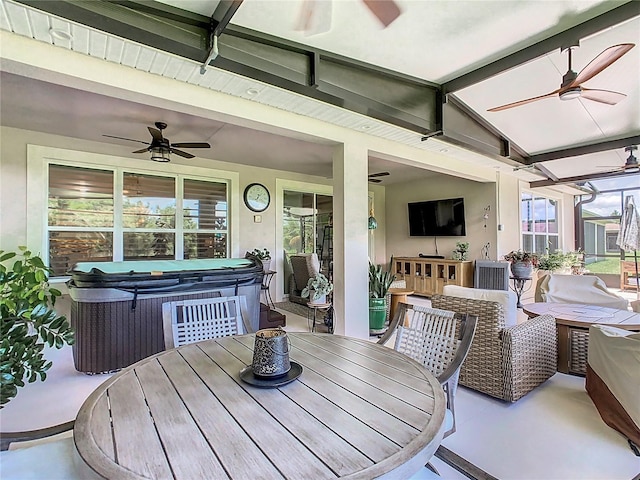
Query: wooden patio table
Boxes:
[
  {"xmin": 522, "ymin": 302, "xmax": 640, "ymax": 375},
  {"xmin": 74, "ymin": 332, "xmax": 446, "ymax": 479}
]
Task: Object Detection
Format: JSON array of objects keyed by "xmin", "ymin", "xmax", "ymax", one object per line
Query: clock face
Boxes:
[{"xmin": 244, "ymin": 183, "xmax": 270, "ymax": 212}]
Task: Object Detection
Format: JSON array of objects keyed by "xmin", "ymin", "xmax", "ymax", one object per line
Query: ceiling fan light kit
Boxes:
[
  {"xmin": 103, "ymin": 121, "xmax": 211, "ymax": 162},
  {"xmin": 150, "ymin": 146, "xmax": 170, "ymax": 162}
]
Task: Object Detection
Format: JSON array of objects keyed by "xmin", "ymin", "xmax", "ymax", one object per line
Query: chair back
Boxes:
[
  {"xmin": 380, "ymin": 302, "xmax": 477, "ymax": 437},
  {"xmin": 391, "ymin": 304, "xmax": 477, "ymax": 382},
  {"xmin": 162, "ymin": 295, "xmax": 251, "ymax": 349},
  {"xmin": 289, "ymin": 253, "xmax": 320, "ymax": 290}
]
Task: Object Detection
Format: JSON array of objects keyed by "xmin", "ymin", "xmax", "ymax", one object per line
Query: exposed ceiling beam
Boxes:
[
  {"xmin": 529, "ymin": 169, "xmax": 640, "ymax": 188},
  {"xmin": 442, "ymin": 1, "xmax": 640, "ymax": 94},
  {"xmin": 525, "ymin": 135, "xmax": 640, "ymax": 164},
  {"xmin": 211, "ymin": 0, "xmax": 244, "ymax": 37},
  {"xmin": 13, "ymin": 0, "xmax": 441, "ymax": 135},
  {"xmin": 534, "ymin": 163, "xmax": 560, "ymax": 182}
]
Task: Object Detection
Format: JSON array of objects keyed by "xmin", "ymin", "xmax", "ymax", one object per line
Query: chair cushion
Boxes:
[
  {"xmin": 537, "ymin": 274, "xmax": 629, "ymax": 310},
  {"xmin": 587, "ymin": 325, "xmax": 640, "ymax": 428},
  {"xmin": 443, "ymin": 285, "xmax": 518, "ymax": 327}
]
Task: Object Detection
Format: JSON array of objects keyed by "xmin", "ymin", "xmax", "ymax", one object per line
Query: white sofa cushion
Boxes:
[
  {"xmin": 442, "ymin": 285, "xmax": 518, "ymax": 327},
  {"xmin": 537, "ymin": 274, "xmax": 629, "ymax": 310},
  {"xmin": 588, "ymin": 325, "xmax": 640, "ymax": 429}
]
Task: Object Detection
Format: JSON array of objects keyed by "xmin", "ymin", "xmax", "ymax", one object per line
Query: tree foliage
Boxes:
[{"xmin": 0, "ymin": 247, "xmax": 75, "ymax": 407}]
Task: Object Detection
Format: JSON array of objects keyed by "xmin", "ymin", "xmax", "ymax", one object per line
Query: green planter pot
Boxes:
[{"xmin": 369, "ymin": 298, "xmax": 387, "ymax": 331}]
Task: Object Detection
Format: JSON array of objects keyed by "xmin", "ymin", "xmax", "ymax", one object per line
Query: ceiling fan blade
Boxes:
[
  {"xmin": 580, "ymin": 88, "xmax": 626, "ymax": 105},
  {"xmin": 368, "ymin": 178, "xmax": 382, "ymax": 183},
  {"xmin": 171, "ymin": 142, "xmax": 211, "ymax": 149},
  {"xmin": 362, "ymin": 0, "xmax": 401, "ymax": 27},
  {"xmin": 368, "ymin": 172, "xmax": 390, "ymax": 178},
  {"xmin": 170, "ymin": 148, "xmax": 195, "ymax": 159},
  {"xmin": 487, "ymin": 90, "xmax": 560, "ymax": 112},
  {"xmin": 148, "ymin": 126, "xmax": 163, "ymax": 142},
  {"xmin": 102, "ymin": 134, "xmax": 149, "ymax": 145},
  {"xmin": 132, "ymin": 148, "xmax": 150, "ymax": 154},
  {"xmin": 571, "ymin": 43, "xmax": 635, "ymax": 87},
  {"xmin": 295, "ymin": 0, "xmax": 331, "ymax": 35}
]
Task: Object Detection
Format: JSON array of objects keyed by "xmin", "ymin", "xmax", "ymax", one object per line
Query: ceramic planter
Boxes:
[{"xmin": 369, "ymin": 298, "xmax": 387, "ymax": 331}]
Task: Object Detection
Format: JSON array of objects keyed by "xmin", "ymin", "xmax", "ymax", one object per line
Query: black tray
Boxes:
[{"xmin": 239, "ymin": 361, "xmax": 303, "ymax": 388}]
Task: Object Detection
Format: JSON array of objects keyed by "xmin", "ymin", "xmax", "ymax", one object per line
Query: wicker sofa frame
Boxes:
[{"xmin": 430, "ymin": 294, "xmax": 557, "ymax": 402}]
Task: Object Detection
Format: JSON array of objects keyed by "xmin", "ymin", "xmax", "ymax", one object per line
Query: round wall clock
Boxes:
[{"xmin": 243, "ymin": 183, "xmax": 270, "ymax": 212}]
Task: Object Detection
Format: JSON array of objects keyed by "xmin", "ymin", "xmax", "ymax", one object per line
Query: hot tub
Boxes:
[{"xmin": 68, "ymin": 258, "xmax": 263, "ymax": 373}]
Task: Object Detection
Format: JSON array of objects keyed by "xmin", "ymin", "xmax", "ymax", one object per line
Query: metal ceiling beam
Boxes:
[
  {"xmin": 442, "ymin": 1, "xmax": 640, "ymax": 94},
  {"xmin": 529, "ymin": 169, "xmax": 640, "ymax": 188},
  {"xmin": 13, "ymin": 0, "xmax": 441, "ymax": 135},
  {"xmin": 525, "ymin": 135, "xmax": 640, "ymax": 164}
]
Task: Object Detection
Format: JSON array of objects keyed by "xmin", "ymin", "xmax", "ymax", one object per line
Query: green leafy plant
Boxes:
[
  {"xmin": 452, "ymin": 241, "xmax": 470, "ymax": 261},
  {"xmin": 369, "ymin": 262, "xmax": 396, "ymax": 299},
  {"xmin": 0, "ymin": 247, "xmax": 75, "ymax": 407},
  {"xmin": 248, "ymin": 248, "xmax": 271, "ymax": 260},
  {"xmin": 537, "ymin": 250, "xmax": 565, "ymax": 271},
  {"xmin": 503, "ymin": 250, "xmax": 539, "ymax": 267},
  {"xmin": 301, "ymin": 272, "xmax": 333, "ymax": 300}
]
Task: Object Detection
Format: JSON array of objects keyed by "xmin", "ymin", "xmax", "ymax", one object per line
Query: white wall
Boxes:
[
  {"xmin": 0, "ymin": 126, "xmax": 332, "ymax": 299},
  {"xmin": 385, "ymin": 174, "xmax": 497, "ymax": 262}
]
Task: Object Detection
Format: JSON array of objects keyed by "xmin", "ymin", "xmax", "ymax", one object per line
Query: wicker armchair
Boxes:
[
  {"xmin": 431, "ymin": 293, "xmax": 557, "ymax": 402},
  {"xmin": 288, "ymin": 253, "xmax": 321, "ymax": 305}
]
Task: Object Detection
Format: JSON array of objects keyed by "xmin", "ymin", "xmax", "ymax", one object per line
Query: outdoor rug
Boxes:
[{"xmin": 273, "ymin": 301, "xmax": 331, "ymax": 333}]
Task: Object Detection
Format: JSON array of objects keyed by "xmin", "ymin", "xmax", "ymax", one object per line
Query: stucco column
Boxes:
[{"xmin": 332, "ymin": 142, "xmax": 369, "ymax": 338}]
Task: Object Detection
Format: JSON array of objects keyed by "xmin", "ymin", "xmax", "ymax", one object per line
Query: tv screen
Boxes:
[{"xmin": 408, "ymin": 198, "xmax": 466, "ymax": 237}]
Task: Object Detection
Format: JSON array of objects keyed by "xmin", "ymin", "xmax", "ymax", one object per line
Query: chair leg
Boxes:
[{"xmin": 425, "ymin": 462, "xmax": 440, "ymax": 475}]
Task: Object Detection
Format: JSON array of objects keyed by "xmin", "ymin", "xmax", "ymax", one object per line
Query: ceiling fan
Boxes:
[
  {"xmin": 597, "ymin": 146, "xmax": 640, "ymax": 174},
  {"xmin": 103, "ymin": 122, "xmax": 211, "ymax": 162},
  {"xmin": 368, "ymin": 171, "xmax": 390, "ymax": 183},
  {"xmin": 487, "ymin": 43, "xmax": 635, "ymax": 112},
  {"xmin": 296, "ymin": 0, "xmax": 401, "ymax": 35}
]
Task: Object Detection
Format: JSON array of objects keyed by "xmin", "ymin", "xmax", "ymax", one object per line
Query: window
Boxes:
[
  {"xmin": 46, "ymin": 163, "xmax": 228, "ymax": 276},
  {"xmin": 520, "ymin": 192, "xmax": 559, "ymax": 254}
]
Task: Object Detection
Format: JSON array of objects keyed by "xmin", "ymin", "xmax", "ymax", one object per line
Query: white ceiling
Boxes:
[{"xmin": 1, "ymin": 0, "xmax": 639, "ymax": 187}]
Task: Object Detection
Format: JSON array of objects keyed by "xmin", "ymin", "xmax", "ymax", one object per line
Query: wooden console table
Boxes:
[{"xmin": 393, "ymin": 257, "xmax": 473, "ymax": 297}]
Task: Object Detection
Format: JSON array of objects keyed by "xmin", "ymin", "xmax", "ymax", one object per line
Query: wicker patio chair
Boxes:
[
  {"xmin": 431, "ymin": 292, "xmax": 557, "ymax": 402},
  {"xmin": 378, "ymin": 303, "xmax": 477, "ymax": 437},
  {"xmin": 162, "ymin": 295, "xmax": 251, "ymax": 349},
  {"xmin": 288, "ymin": 253, "xmax": 321, "ymax": 305}
]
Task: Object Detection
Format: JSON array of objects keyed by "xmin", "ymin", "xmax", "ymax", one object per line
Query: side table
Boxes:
[
  {"xmin": 388, "ymin": 288, "xmax": 414, "ymax": 326},
  {"xmin": 307, "ymin": 302, "xmax": 332, "ymax": 333},
  {"xmin": 509, "ymin": 276, "xmax": 532, "ymax": 309},
  {"xmin": 261, "ymin": 270, "xmax": 276, "ymax": 309}
]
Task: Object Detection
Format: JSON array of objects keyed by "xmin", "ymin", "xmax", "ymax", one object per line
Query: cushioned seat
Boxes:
[
  {"xmin": 431, "ymin": 285, "xmax": 556, "ymax": 402},
  {"xmin": 535, "ymin": 274, "xmax": 629, "ymax": 310},
  {"xmin": 586, "ymin": 325, "xmax": 640, "ymax": 449}
]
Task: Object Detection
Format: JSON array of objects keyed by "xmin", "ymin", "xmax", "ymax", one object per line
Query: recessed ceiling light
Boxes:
[
  {"xmin": 439, "ymin": 148, "xmax": 449, "ymax": 153},
  {"xmin": 246, "ymin": 88, "xmax": 259, "ymax": 96},
  {"xmin": 49, "ymin": 28, "xmax": 73, "ymax": 41},
  {"xmin": 360, "ymin": 125, "xmax": 371, "ymax": 130}
]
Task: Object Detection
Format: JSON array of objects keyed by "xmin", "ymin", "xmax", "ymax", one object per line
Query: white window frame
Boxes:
[
  {"xmin": 27, "ymin": 145, "xmax": 240, "ymax": 276},
  {"xmin": 519, "ymin": 189, "xmax": 562, "ymax": 254}
]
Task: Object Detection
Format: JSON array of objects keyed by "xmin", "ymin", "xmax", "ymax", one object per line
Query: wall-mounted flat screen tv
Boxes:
[{"xmin": 408, "ymin": 197, "xmax": 466, "ymax": 237}]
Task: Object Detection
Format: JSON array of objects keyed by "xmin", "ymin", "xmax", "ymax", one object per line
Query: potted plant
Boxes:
[
  {"xmin": 452, "ymin": 241, "xmax": 469, "ymax": 261},
  {"xmin": 369, "ymin": 262, "xmax": 395, "ymax": 331},
  {"xmin": 0, "ymin": 247, "xmax": 75, "ymax": 407},
  {"xmin": 301, "ymin": 272, "xmax": 333, "ymax": 305},
  {"xmin": 248, "ymin": 248, "xmax": 272, "ymax": 271},
  {"xmin": 504, "ymin": 250, "xmax": 539, "ymax": 278},
  {"xmin": 537, "ymin": 250, "xmax": 566, "ymax": 274}
]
